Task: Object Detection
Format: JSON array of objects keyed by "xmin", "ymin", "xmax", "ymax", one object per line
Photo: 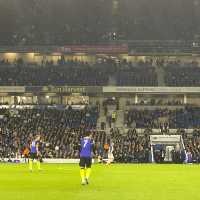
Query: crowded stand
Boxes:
[
  {"xmin": 183, "ymin": 130, "xmax": 200, "ymax": 163},
  {"xmin": 116, "ymin": 65, "xmax": 158, "ymax": 86},
  {"xmin": 0, "ymin": 106, "xmax": 99, "ymax": 159},
  {"xmin": 0, "ymin": 106, "xmax": 151, "ymax": 163},
  {"xmin": 0, "ymin": 5, "xmax": 200, "ymax": 165},
  {"xmin": 0, "ymin": 60, "xmax": 109, "ymax": 86},
  {"xmin": 1, "ymin": 105, "xmax": 200, "ymax": 163},
  {"xmin": 111, "ymin": 129, "xmax": 150, "ymax": 163},
  {"xmin": 164, "ymin": 62, "xmax": 200, "ymax": 86},
  {"xmin": 0, "ymin": 59, "xmax": 160, "ymax": 86},
  {"xmin": 2, "ymin": 58, "xmax": 200, "ymax": 87},
  {"xmin": 125, "ymin": 107, "xmax": 200, "ymax": 129}
]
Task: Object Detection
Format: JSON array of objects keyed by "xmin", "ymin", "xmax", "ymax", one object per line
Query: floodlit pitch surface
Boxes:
[{"xmin": 0, "ymin": 164, "xmax": 200, "ymax": 200}]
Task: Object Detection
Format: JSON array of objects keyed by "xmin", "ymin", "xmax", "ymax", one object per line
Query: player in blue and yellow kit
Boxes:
[
  {"xmin": 29, "ymin": 135, "xmax": 41, "ymax": 172},
  {"xmin": 79, "ymin": 132, "xmax": 94, "ymax": 185}
]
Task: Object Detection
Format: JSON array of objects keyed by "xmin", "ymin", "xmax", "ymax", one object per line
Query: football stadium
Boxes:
[{"xmin": 1, "ymin": 0, "xmax": 200, "ymax": 199}]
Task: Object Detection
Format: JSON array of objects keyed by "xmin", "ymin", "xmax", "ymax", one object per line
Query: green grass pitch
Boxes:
[{"xmin": 0, "ymin": 163, "xmax": 200, "ymax": 200}]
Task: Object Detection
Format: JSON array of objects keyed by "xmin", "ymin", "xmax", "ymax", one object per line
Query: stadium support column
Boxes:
[
  {"xmin": 135, "ymin": 94, "xmax": 138, "ymax": 104},
  {"xmin": 183, "ymin": 94, "xmax": 187, "ymax": 104},
  {"xmin": 60, "ymin": 95, "xmax": 63, "ymax": 105}
]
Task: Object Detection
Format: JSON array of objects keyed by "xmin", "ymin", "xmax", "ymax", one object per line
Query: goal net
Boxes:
[{"xmin": 150, "ymin": 135, "xmax": 186, "ymax": 163}]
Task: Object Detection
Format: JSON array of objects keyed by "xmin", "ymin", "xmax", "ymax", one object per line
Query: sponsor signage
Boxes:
[
  {"xmin": 26, "ymin": 86, "xmax": 102, "ymax": 94},
  {"xmin": 2, "ymin": 86, "xmax": 200, "ymax": 94},
  {"xmin": 150, "ymin": 135, "xmax": 181, "ymax": 143},
  {"xmin": 0, "ymin": 86, "xmax": 25, "ymax": 93},
  {"xmin": 103, "ymin": 87, "xmax": 200, "ymax": 94},
  {"xmin": 59, "ymin": 44, "xmax": 128, "ymax": 54}
]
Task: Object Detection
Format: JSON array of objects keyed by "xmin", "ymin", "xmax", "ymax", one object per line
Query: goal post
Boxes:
[{"xmin": 150, "ymin": 135, "xmax": 186, "ymax": 163}]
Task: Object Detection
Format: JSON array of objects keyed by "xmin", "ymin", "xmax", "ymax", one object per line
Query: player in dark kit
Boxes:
[
  {"xmin": 29, "ymin": 135, "xmax": 41, "ymax": 172},
  {"xmin": 79, "ymin": 132, "xmax": 94, "ymax": 185}
]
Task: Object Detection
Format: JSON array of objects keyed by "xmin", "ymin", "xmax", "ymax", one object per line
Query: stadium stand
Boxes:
[
  {"xmin": 0, "ymin": 104, "xmax": 150, "ymax": 161},
  {"xmin": 116, "ymin": 64, "xmax": 158, "ymax": 86},
  {"xmin": 183, "ymin": 129, "xmax": 200, "ymax": 163},
  {"xmin": 164, "ymin": 62, "xmax": 200, "ymax": 86},
  {"xmin": 111, "ymin": 129, "xmax": 150, "ymax": 163},
  {"xmin": 125, "ymin": 107, "xmax": 200, "ymax": 129},
  {"xmin": 1, "ymin": 105, "xmax": 200, "ymax": 163},
  {"xmin": 0, "ymin": 0, "xmax": 200, "ymax": 165},
  {"xmin": 0, "ymin": 106, "xmax": 151, "ymax": 162},
  {"xmin": 0, "ymin": 107, "xmax": 99, "ymax": 159},
  {"xmin": 0, "ymin": 59, "xmax": 159, "ymax": 86},
  {"xmin": 0, "ymin": 60, "xmax": 109, "ymax": 86},
  {"xmin": 2, "ymin": 59, "xmax": 200, "ymax": 87}
]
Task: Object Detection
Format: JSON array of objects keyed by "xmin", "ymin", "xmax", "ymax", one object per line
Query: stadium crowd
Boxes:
[
  {"xmin": 1, "ymin": 107, "xmax": 200, "ymax": 163},
  {"xmin": 2, "ymin": 58, "xmax": 200, "ymax": 86},
  {"xmin": 0, "ymin": 107, "xmax": 99, "ymax": 159},
  {"xmin": 116, "ymin": 63, "xmax": 158, "ymax": 86},
  {"xmin": 111, "ymin": 128, "xmax": 150, "ymax": 163},
  {"xmin": 0, "ymin": 59, "xmax": 159, "ymax": 86},
  {"xmin": 0, "ymin": 107, "xmax": 151, "ymax": 162},
  {"xmin": 0, "ymin": 59, "xmax": 109, "ymax": 86},
  {"xmin": 125, "ymin": 107, "xmax": 200, "ymax": 129},
  {"xmin": 183, "ymin": 129, "xmax": 200, "ymax": 163},
  {"xmin": 164, "ymin": 61, "xmax": 200, "ymax": 86},
  {"xmin": 1, "ymin": 0, "xmax": 200, "ymax": 166}
]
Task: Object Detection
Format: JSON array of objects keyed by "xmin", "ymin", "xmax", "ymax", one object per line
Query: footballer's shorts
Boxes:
[
  {"xmin": 29, "ymin": 152, "xmax": 38, "ymax": 160},
  {"xmin": 79, "ymin": 157, "xmax": 92, "ymax": 168}
]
